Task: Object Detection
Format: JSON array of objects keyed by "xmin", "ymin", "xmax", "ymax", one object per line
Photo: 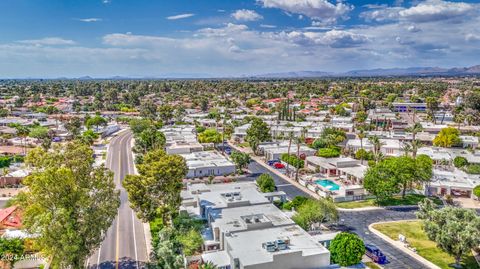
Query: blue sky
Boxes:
[{"xmin": 0, "ymin": 0, "xmax": 479, "ymax": 77}]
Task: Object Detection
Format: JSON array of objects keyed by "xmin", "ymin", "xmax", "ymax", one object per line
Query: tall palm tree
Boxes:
[
  {"xmin": 357, "ymin": 129, "xmax": 365, "ymax": 164},
  {"xmin": 405, "ymin": 122, "xmax": 423, "ymax": 158},
  {"xmin": 15, "ymin": 126, "xmax": 29, "ymax": 155},
  {"xmin": 286, "ymin": 131, "xmax": 294, "ymax": 176},
  {"xmin": 295, "ymin": 132, "xmax": 306, "ymax": 181},
  {"xmin": 368, "ymin": 135, "xmax": 384, "ymax": 163}
]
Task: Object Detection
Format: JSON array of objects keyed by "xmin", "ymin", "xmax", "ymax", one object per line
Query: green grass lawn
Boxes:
[
  {"xmin": 373, "ymin": 221, "xmax": 479, "ymax": 269},
  {"xmin": 336, "ymin": 194, "xmax": 443, "ymax": 209}
]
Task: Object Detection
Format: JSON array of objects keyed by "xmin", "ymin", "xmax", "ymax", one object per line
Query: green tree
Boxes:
[
  {"xmin": 329, "ymin": 232, "xmax": 365, "ymax": 266},
  {"xmin": 16, "ymin": 142, "xmax": 120, "ymax": 268},
  {"xmin": 197, "ymin": 128, "xmax": 222, "ymax": 143},
  {"xmin": 473, "ymin": 185, "xmax": 480, "ymax": 198},
  {"xmin": 14, "ymin": 125, "xmax": 29, "ymax": 155},
  {"xmin": 363, "ymin": 158, "xmax": 401, "ymax": 202},
  {"xmin": 245, "ymin": 117, "xmax": 271, "ymax": 154},
  {"xmin": 158, "ymin": 105, "xmax": 175, "ymax": 125},
  {"xmin": 135, "ymin": 128, "xmax": 166, "ymax": 154},
  {"xmin": 256, "ymin": 173, "xmax": 276, "ymax": 193},
  {"xmin": 129, "ymin": 118, "xmax": 154, "ymax": 135},
  {"xmin": 153, "ymin": 227, "xmax": 183, "ymax": 269},
  {"xmin": 417, "ymin": 203, "xmax": 480, "ymax": 267},
  {"xmin": 80, "ymin": 129, "xmax": 99, "ymax": 145},
  {"xmin": 230, "ymin": 151, "xmax": 250, "ymax": 172},
  {"xmin": 139, "ymin": 99, "xmax": 158, "ymax": 120},
  {"xmin": 0, "ymin": 238, "xmax": 25, "ymax": 268},
  {"xmin": 292, "ymin": 198, "xmax": 338, "ymax": 230},
  {"xmin": 177, "ymin": 229, "xmax": 203, "ymax": 256},
  {"xmin": 85, "ymin": 115, "xmax": 107, "ymax": 130},
  {"xmin": 64, "ymin": 117, "xmax": 82, "ymax": 138},
  {"xmin": 433, "ymin": 127, "xmax": 461, "ymax": 148},
  {"xmin": 123, "ymin": 149, "xmax": 187, "ymax": 223}
]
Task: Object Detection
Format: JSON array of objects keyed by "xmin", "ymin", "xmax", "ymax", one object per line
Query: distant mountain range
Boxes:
[{"xmin": 253, "ymin": 65, "xmax": 480, "ymax": 78}]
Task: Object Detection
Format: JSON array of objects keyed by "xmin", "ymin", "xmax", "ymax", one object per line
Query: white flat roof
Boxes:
[{"xmin": 225, "ymin": 225, "xmax": 329, "ymax": 266}]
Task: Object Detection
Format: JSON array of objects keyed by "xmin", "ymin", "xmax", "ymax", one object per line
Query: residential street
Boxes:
[
  {"xmin": 87, "ymin": 131, "xmax": 148, "ymax": 269},
  {"xmin": 243, "ymin": 157, "xmax": 429, "ymax": 269}
]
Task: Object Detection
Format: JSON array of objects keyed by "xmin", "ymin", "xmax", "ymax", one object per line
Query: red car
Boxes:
[{"xmin": 273, "ymin": 163, "xmax": 285, "ymax": 169}]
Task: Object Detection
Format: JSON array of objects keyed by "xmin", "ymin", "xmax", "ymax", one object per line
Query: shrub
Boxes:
[
  {"xmin": 281, "ymin": 153, "xmax": 304, "ymax": 168},
  {"xmin": 317, "ymin": 147, "xmax": 340, "ymax": 158},
  {"xmin": 329, "ymin": 232, "xmax": 365, "ymax": 266},
  {"xmin": 453, "ymin": 156, "xmax": 468, "ymax": 168},
  {"xmin": 282, "ymin": 196, "xmax": 310, "ymax": 211},
  {"xmin": 465, "ymin": 164, "xmax": 480, "ymax": 174}
]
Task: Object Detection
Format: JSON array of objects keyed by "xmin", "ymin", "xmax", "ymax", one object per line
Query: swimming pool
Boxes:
[{"xmin": 314, "ymin": 179, "xmax": 340, "ymax": 191}]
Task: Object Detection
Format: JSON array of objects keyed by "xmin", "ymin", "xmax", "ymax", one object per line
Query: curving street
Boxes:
[{"xmin": 87, "ymin": 130, "xmax": 148, "ymax": 269}]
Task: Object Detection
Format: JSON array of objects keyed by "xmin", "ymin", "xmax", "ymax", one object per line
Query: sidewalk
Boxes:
[
  {"xmin": 368, "ymin": 220, "xmax": 441, "ymax": 269},
  {"xmin": 228, "ymin": 142, "xmax": 320, "ymax": 199}
]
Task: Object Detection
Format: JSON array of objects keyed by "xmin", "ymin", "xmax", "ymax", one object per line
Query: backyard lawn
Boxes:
[
  {"xmin": 336, "ymin": 194, "xmax": 443, "ymax": 209},
  {"xmin": 372, "ymin": 221, "xmax": 479, "ymax": 269}
]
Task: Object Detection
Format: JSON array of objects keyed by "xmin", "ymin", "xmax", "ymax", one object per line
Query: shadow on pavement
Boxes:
[{"xmin": 89, "ymin": 257, "xmax": 147, "ymax": 269}]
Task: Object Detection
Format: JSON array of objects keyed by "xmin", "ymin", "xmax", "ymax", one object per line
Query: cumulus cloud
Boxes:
[
  {"xmin": 17, "ymin": 37, "xmax": 76, "ymax": 46},
  {"xmin": 231, "ymin": 9, "xmax": 263, "ymax": 21},
  {"xmin": 399, "ymin": 0, "xmax": 477, "ymax": 22},
  {"xmin": 258, "ymin": 0, "xmax": 353, "ymax": 24},
  {"xmin": 166, "ymin": 13, "xmax": 195, "ymax": 20},
  {"xmin": 76, "ymin": 18, "xmax": 102, "ymax": 22},
  {"xmin": 361, "ymin": 0, "xmax": 479, "ymax": 23}
]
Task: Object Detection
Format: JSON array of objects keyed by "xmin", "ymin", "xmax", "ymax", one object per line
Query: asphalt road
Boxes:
[
  {"xmin": 242, "ymin": 158, "xmax": 428, "ymax": 269},
  {"xmin": 87, "ymin": 131, "xmax": 148, "ymax": 269}
]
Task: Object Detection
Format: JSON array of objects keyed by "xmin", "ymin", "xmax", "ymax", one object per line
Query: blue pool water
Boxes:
[{"xmin": 314, "ymin": 179, "xmax": 340, "ymax": 191}]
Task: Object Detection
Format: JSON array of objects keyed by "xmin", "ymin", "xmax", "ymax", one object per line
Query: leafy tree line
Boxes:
[
  {"xmin": 15, "ymin": 141, "xmax": 120, "ymax": 268},
  {"xmin": 364, "ymin": 155, "xmax": 433, "ymax": 202}
]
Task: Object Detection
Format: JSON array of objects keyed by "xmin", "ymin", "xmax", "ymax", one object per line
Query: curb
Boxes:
[{"xmin": 368, "ymin": 220, "xmax": 441, "ymax": 269}]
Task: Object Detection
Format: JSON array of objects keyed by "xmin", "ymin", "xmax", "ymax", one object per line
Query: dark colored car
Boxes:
[
  {"xmin": 365, "ymin": 244, "xmax": 387, "ymax": 264},
  {"xmin": 267, "ymin": 159, "xmax": 280, "ymax": 166}
]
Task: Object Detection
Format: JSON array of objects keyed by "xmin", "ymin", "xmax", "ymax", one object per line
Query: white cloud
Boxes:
[
  {"xmin": 407, "ymin": 25, "xmax": 421, "ymax": 32},
  {"xmin": 258, "ymin": 0, "xmax": 353, "ymax": 24},
  {"xmin": 361, "ymin": 0, "xmax": 479, "ymax": 23},
  {"xmin": 399, "ymin": 0, "xmax": 477, "ymax": 22},
  {"xmin": 77, "ymin": 18, "xmax": 102, "ymax": 23},
  {"xmin": 231, "ymin": 9, "xmax": 263, "ymax": 21},
  {"xmin": 166, "ymin": 13, "xmax": 195, "ymax": 20},
  {"xmin": 465, "ymin": 33, "xmax": 480, "ymax": 42},
  {"xmin": 260, "ymin": 24, "xmax": 277, "ymax": 28},
  {"xmin": 17, "ymin": 37, "xmax": 76, "ymax": 46}
]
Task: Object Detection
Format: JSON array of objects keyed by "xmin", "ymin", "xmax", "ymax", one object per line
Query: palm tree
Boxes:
[
  {"xmin": 357, "ymin": 129, "xmax": 365, "ymax": 164},
  {"xmin": 405, "ymin": 122, "xmax": 423, "ymax": 158},
  {"xmin": 286, "ymin": 131, "xmax": 294, "ymax": 176},
  {"xmin": 368, "ymin": 135, "xmax": 384, "ymax": 163},
  {"xmin": 15, "ymin": 126, "xmax": 29, "ymax": 155},
  {"xmin": 295, "ymin": 133, "xmax": 306, "ymax": 181}
]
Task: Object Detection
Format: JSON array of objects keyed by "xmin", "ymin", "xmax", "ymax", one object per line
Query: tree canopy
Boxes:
[
  {"xmin": 123, "ymin": 149, "xmax": 187, "ymax": 222},
  {"xmin": 256, "ymin": 173, "xmax": 276, "ymax": 193},
  {"xmin": 16, "ymin": 142, "xmax": 120, "ymax": 268},
  {"xmin": 292, "ymin": 198, "xmax": 338, "ymax": 230},
  {"xmin": 245, "ymin": 117, "xmax": 271, "ymax": 154},
  {"xmin": 433, "ymin": 127, "xmax": 461, "ymax": 148},
  {"xmin": 329, "ymin": 232, "xmax": 365, "ymax": 266}
]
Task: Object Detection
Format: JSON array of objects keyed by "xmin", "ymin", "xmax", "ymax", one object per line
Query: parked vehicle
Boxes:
[
  {"xmin": 365, "ymin": 244, "xmax": 387, "ymax": 264},
  {"xmin": 267, "ymin": 159, "xmax": 280, "ymax": 166},
  {"xmin": 273, "ymin": 163, "xmax": 285, "ymax": 169}
]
